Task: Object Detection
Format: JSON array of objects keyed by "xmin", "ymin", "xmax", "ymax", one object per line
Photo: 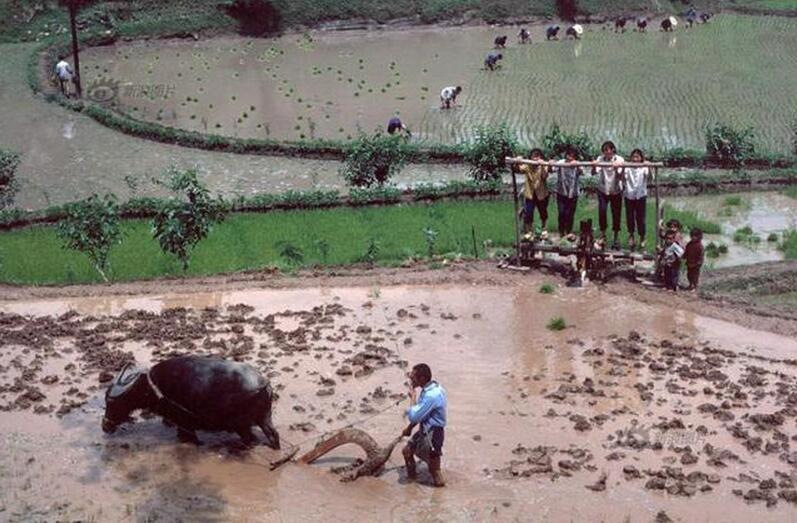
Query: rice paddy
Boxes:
[{"xmin": 79, "ymin": 14, "xmax": 797, "ymax": 153}]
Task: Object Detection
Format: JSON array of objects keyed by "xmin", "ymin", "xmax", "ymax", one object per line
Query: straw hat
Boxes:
[
  {"xmin": 668, "ymin": 16, "xmax": 678, "ymax": 27},
  {"xmin": 573, "ymin": 24, "xmax": 584, "ymax": 35}
]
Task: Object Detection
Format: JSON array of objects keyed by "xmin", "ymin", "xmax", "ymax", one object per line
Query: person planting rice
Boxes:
[
  {"xmin": 512, "ymin": 148, "xmax": 550, "ymax": 236},
  {"xmin": 494, "ymin": 35, "xmax": 508, "ymax": 48},
  {"xmin": 614, "ymin": 17, "xmax": 628, "ymax": 32},
  {"xmin": 566, "ymin": 24, "xmax": 584, "ymax": 39},
  {"xmin": 636, "ymin": 17, "xmax": 649, "ymax": 32},
  {"xmin": 554, "ymin": 147, "xmax": 584, "ymax": 241},
  {"xmin": 484, "ymin": 51, "xmax": 503, "ymax": 71},
  {"xmin": 546, "ymin": 25, "xmax": 561, "ymax": 40},
  {"xmin": 621, "ymin": 148, "xmax": 650, "ymax": 251},
  {"xmin": 661, "ymin": 16, "xmax": 678, "ymax": 31},
  {"xmin": 439, "ymin": 85, "xmax": 462, "ymax": 109},
  {"xmin": 685, "ymin": 228, "xmax": 705, "ymax": 291},
  {"xmin": 518, "ymin": 27, "xmax": 531, "ymax": 44},
  {"xmin": 402, "ymin": 363, "xmax": 447, "ymax": 487},
  {"xmin": 386, "ymin": 116, "xmax": 410, "ymax": 137},
  {"xmin": 590, "ymin": 141, "xmax": 624, "ymax": 249}
]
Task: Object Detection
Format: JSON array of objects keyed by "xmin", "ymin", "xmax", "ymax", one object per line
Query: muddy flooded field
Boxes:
[
  {"xmin": 669, "ymin": 191, "xmax": 797, "ymax": 268},
  {"xmin": 2, "ymin": 282, "xmax": 797, "ymax": 521},
  {"xmin": 80, "ymin": 14, "xmax": 797, "ymax": 149}
]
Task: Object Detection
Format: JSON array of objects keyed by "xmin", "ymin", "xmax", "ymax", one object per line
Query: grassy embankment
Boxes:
[{"xmin": 0, "ymin": 199, "xmax": 716, "ymax": 285}]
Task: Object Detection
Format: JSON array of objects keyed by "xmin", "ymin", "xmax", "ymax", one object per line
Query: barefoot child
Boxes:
[
  {"xmin": 622, "ymin": 148, "xmax": 650, "ymax": 250},
  {"xmin": 662, "ymin": 230, "xmax": 684, "ymax": 291},
  {"xmin": 512, "ymin": 148, "xmax": 549, "ymax": 235},
  {"xmin": 554, "ymin": 147, "xmax": 584, "ymax": 240},
  {"xmin": 685, "ymin": 228, "xmax": 704, "ymax": 291}
]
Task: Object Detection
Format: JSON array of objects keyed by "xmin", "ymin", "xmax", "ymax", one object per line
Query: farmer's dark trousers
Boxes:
[
  {"xmin": 687, "ymin": 265, "xmax": 702, "ymax": 288},
  {"xmin": 524, "ymin": 195, "xmax": 549, "ymax": 227},
  {"xmin": 557, "ymin": 195, "xmax": 578, "ymax": 236},
  {"xmin": 625, "ymin": 197, "xmax": 647, "ymax": 236},
  {"xmin": 664, "ymin": 261, "xmax": 681, "ymax": 291},
  {"xmin": 598, "ymin": 192, "xmax": 622, "ymax": 233}
]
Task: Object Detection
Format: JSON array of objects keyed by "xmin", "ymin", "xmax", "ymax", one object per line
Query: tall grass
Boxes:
[
  {"xmin": 780, "ymin": 230, "xmax": 797, "ymax": 260},
  {"xmin": 0, "ymin": 198, "xmax": 718, "ymax": 285}
]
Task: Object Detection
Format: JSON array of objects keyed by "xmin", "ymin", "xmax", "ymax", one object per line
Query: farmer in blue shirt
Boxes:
[{"xmin": 401, "ymin": 363, "xmax": 447, "ymax": 487}]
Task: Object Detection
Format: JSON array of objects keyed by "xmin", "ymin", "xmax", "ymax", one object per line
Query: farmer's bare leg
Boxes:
[{"xmin": 402, "ymin": 444, "xmax": 417, "ymax": 480}]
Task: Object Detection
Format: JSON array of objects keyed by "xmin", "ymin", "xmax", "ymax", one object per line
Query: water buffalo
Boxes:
[
  {"xmin": 494, "ymin": 35, "xmax": 508, "ymax": 48},
  {"xmin": 102, "ymin": 356, "xmax": 280, "ymax": 449}
]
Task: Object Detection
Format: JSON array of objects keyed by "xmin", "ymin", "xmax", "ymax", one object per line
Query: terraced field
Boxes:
[{"xmin": 79, "ymin": 14, "xmax": 797, "ymax": 152}]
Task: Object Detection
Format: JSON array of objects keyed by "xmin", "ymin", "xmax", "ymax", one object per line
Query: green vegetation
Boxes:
[
  {"xmin": 542, "ymin": 124, "xmax": 597, "ymax": 161},
  {"xmin": 151, "ymin": 168, "xmax": 228, "ymax": 270},
  {"xmin": 705, "ymin": 241, "xmax": 729, "ymax": 259},
  {"xmin": 705, "ymin": 124, "xmax": 757, "ymax": 167},
  {"xmin": 767, "ymin": 232, "xmax": 779, "ymax": 242},
  {"xmin": 0, "ymin": 147, "xmax": 20, "ymax": 210},
  {"xmin": 340, "ymin": 132, "xmax": 407, "ymax": 187},
  {"xmin": 733, "ymin": 225, "xmax": 762, "ymax": 244},
  {"xmin": 784, "ymin": 186, "xmax": 797, "ymax": 199},
  {"xmin": 465, "ymin": 125, "xmax": 518, "ymax": 182},
  {"xmin": 0, "ymin": 197, "xmax": 720, "ymax": 284},
  {"xmin": 780, "ymin": 230, "xmax": 797, "ymax": 260},
  {"xmin": 546, "ymin": 316, "xmax": 566, "ymax": 331},
  {"xmin": 55, "ymin": 193, "xmax": 122, "ymax": 282},
  {"xmin": 539, "ymin": 283, "xmax": 555, "ymax": 294}
]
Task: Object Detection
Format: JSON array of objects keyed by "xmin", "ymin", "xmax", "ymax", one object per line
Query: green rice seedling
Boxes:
[
  {"xmin": 539, "ymin": 283, "xmax": 555, "ymax": 294},
  {"xmin": 547, "ymin": 317, "xmax": 566, "ymax": 331}
]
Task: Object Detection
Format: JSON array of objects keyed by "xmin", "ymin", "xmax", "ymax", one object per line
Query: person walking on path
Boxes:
[
  {"xmin": 55, "ymin": 56, "xmax": 74, "ymax": 96},
  {"xmin": 402, "ymin": 363, "xmax": 447, "ymax": 487}
]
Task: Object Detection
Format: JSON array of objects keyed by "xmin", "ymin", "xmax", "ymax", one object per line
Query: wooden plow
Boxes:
[{"xmin": 295, "ymin": 428, "xmax": 403, "ymax": 482}]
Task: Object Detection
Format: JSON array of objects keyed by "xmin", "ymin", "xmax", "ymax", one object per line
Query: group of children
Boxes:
[
  {"xmin": 661, "ymin": 219, "xmax": 704, "ymax": 292},
  {"xmin": 512, "ymin": 140, "xmax": 705, "ymax": 291}
]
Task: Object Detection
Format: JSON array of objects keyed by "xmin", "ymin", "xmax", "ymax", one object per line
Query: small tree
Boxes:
[
  {"xmin": 541, "ymin": 123, "xmax": 596, "ymax": 160},
  {"xmin": 56, "ymin": 193, "xmax": 121, "ymax": 282},
  {"xmin": 223, "ymin": 0, "xmax": 282, "ymax": 36},
  {"xmin": 0, "ymin": 148, "xmax": 21, "ymax": 210},
  {"xmin": 556, "ymin": 0, "xmax": 578, "ymax": 21},
  {"xmin": 152, "ymin": 168, "xmax": 227, "ymax": 271},
  {"xmin": 464, "ymin": 125, "xmax": 518, "ymax": 181},
  {"xmin": 705, "ymin": 123, "xmax": 756, "ymax": 167},
  {"xmin": 340, "ymin": 132, "xmax": 407, "ymax": 188}
]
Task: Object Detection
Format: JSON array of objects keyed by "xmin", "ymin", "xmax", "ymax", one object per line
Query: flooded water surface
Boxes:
[{"xmin": 2, "ymin": 284, "xmax": 796, "ymax": 521}]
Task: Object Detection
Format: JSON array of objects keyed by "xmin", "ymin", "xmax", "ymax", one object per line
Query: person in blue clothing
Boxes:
[{"xmin": 401, "ymin": 363, "xmax": 447, "ymax": 487}]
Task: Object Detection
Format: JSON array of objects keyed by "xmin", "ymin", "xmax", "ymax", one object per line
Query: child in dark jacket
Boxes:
[{"xmin": 685, "ymin": 228, "xmax": 704, "ymax": 291}]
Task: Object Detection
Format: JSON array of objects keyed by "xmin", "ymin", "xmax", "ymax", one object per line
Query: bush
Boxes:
[
  {"xmin": 541, "ymin": 124, "xmax": 596, "ymax": 160},
  {"xmin": 705, "ymin": 123, "xmax": 756, "ymax": 167},
  {"xmin": 0, "ymin": 147, "xmax": 20, "ymax": 210},
  {"xmin": 767, "ymin": 232, "xmax": 779, "ymax": 243},
  {"xmin": 340, "ymin": 132, "xmax": 407, "ymax": 188},
  {"xmin": 780, "ymin": 230, "xmax": 797, "ymax": 260},
  {"xmin": 546, "ymin": 316, "xmax": 566, "ymax": 331},
  {"xmin": 539, "ymin": 283, "xmax": 555, "ymax": 294},
  {"xmin": 151, "ymin": 168, "xmax": 228, "ymax": 270},
  {"xmin": 464, "ymin": 125, "xmax": 518, "ymax": 182},
  {"xmin": 56, "ymin": 194, "xmax": 122, "ymax": 282}
]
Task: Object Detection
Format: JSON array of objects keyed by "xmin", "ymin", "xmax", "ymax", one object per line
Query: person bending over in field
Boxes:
[
  {"xmin": 546, "ymin": 25, "xmax": 560, "ymax": 40},
  {"xmin": 636, "ymin": 17, "xmax": 649, "ymax": 32},
  {"xmin": 484, "ymin": 51, "xmax": 503, "ymax": 71},
  {"xmin": 439, "ymin": 85, "xmax": 462, "ymax": 109},
  {"xmin": 591, "ymin": 141, "xmax": 625, "ymax": 249},
  {"xmin": 554, "ymin": 147, "xmax": 584, "ymax": 241},
  {"xmin": 518, "ymin": 27, "xmax": 531, "ymax": 44},
  {"xmin": 512, "ymin": 148, "xmax": 550, "ymax": 236},
  {"xmin": 494, "ymin": 35, "xmax": 508, "ymax": 48},
  {"xmin": 621, "ymin": 148, "xmax": 650, "ymax": 251},
  {"xmin": 614, "ymin": 17, "xmax": 627, "ymax": 33},
  {"xmin": 387, "ymin": 116, "xmax": 411, "ymax": 137}
]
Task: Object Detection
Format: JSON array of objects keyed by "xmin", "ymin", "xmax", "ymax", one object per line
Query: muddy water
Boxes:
[
  {"xmin": 0, "ymin": 43, "xmax": 463, "ymax": 210},
  {"xmin": 79, "ymin": 15, "xmax": 797, "ymax": 150},
  {"xmin": 669, "ymin": 191, "xmax": 797, "ymax": 268},
  {"xmin": 2, "ymin": 283, "xmax": 797, "ymax": 521}
]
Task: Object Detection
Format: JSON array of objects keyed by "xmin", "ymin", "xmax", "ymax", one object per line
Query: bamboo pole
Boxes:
[
  {"xmin": 505, "ymin": 158, "xmax": 664, "ymax": 168},
  {"xmin": 511, "ymin": 169, "xmax": 521, "ymax": 263}
]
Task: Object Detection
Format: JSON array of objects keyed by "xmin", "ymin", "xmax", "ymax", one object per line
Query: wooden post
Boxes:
[
  {"xmin": 68, "ymin": 2, "xmax": 82, "ymax": 98},
  {"xmin": 654, "ymin": 166, "xmax": 660, "ymax": 250},
  {"xmin": 511, "ymin": 169, "xmax": 521, "ymax": 264}
]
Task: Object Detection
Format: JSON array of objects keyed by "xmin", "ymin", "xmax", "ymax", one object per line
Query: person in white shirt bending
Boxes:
[
  {"xmin": 55, "ymin": 56, "xmax": 74, "ymax": 96},
  {"xmin": 439, "ymin": 86, "xmax": 462, "ymax": 110}
]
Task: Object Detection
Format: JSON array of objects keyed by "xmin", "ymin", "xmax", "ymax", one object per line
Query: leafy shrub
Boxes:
[
  {"xmin": 313, "ymin": 238, "xmax": 330, "ymax": 264},
  {"xmin": 276, "ymin": 240, "xmax": 304, "ymax": 266},
  {"xmin": 546, "ymin": 316, "xmax": 566, "ymax": 331},
  {"xmin": 779, "ymin": 230, "xmax": 797, "ymax": 260},
  {"xmin": 348, "ymin": 186, "xmax": 402, "ymax": 205},
  {"xmin": 767, "ymin": 232, "xmax": 779, "ymax": 243},
  {"xmin": 705, "ymin": 241, "xmax": 728, "ymax": 258},
  {"xmin": 539, "ymin": 283, "xmax": 555, "ymax": 294},
  {"xmin": 0, "ymin": 147, "xmax": 20, "ymax": 210},
  {"xmin": 361, "ymin": 237, "xmax": 380, "ymax": 267},
  {"xmin": 340, "ymin": 132, "xmax": 407, "ymax": 188},
  {"xmin": 733, "ymin": 225, "xmax": 761, "ymax": 244},
  {"xmin": 705, "ymin": 123, "xmax": 756, "ymax": 167},
  {"xmin": 464, "ymin": 125, "xmax": 518, "ymax": 182},
  {"xmin": 151, "ymin": 168, "xmax": 227, "ymax": 270},
  {"xmin": 541, "ymin": 124, "xmax": 596, "ymax": 160},
  {"xmin": 56, "ymin": 194, "xmax": 122, "ymax": 282}
]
